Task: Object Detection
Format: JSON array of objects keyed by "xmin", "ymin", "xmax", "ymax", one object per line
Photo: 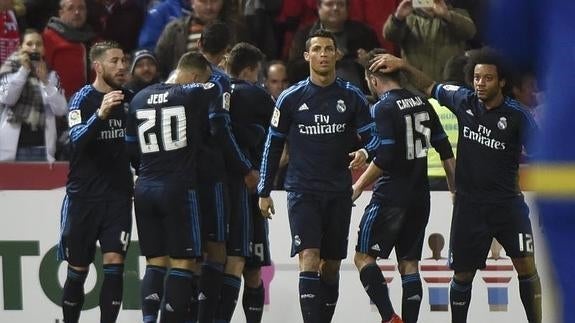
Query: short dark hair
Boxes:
[
  {"xmin": 227, "ymin": 42, "xmax": 265, "ymax": 77},
  {"xmin": 305, "ymin": 29, "xmax": 337, "ymax": 51},
  {"xmin": 362, "ymin": 48, "xmax": 401, "ymax": 83},
  {"xmin": 177, "ymin": 51, "xmax": 211, "ymax": 71},
  {"xmin": 89, "ymin": 41, "xmax": 123, "ymax": 64},
  {"xmin": 464, "ymin": 47, "xmax": 509, "ymax": 84},
  {"xmin": 200, "ymin": 22, "xmax": 231, "ymax": 56}
]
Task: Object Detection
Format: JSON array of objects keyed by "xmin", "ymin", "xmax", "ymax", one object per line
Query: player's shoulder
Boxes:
[
  {"xmin": 335, "ymin": 77, "xmax": 366, "ymax": 97},
  {"xmin": 503, "ymin": 97, "xmax": 537, "ymax": 126},
  {"xmin": 68, "ymin": 85, "xmax": 96, "ymax": 110},
  {"xmin": 275, "ymin": 79, "xmax": 309, "ymax": 109}
]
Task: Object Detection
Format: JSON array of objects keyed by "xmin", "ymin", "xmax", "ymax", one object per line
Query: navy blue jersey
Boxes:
[
  {"xmin": 126, "ymin": 82, "xmax": 218, "ymax": 184},
  {"xmin": 229, "ymin": 79, "xmax": 275, "ymax": 168},
  {"xmin": 432, "ymin": 83, "xmax": 538, "ymax": 202},
  {"xmin": 207, "ymin": 66, "xmax": 253, "ymax": 176},
  {"xmin": 371, "ymin": 89, "xmax": 451, "ymax": 206},
  {"xmin": 66, "ymin": 85, "xmax": 134, "ymax": 199},
  {"xmin": 258, "ymin": 77, "xmax": 378, "ymax": 196}
]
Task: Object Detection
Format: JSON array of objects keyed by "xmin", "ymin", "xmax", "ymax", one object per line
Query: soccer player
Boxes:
[
  {"xmin": 370, "ymin": 48, "xmax": 542, "ymax": 323},
  {"xmin": 216, "ymin": 42, "xmax": 274, "ymax": 323},
  {"xmin": 58, "ymin": 41, "xmax": 132, "ymax": 323},
  {"xmin": 258, "ymin": 29, "xmax": 379, "ymax": 323},
  {"xmin": 352, "ymin": 49, "xmax": 456, "ymax": 323},
  {"xmin": 126, "ymin": 52, "xmax": 219, "ymax": 323}
]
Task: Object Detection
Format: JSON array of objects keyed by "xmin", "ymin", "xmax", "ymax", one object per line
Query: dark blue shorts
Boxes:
[
  {"xmin": 245, "ymin": 193, "xmax": 272, "ymax": 268},
  {"xmin": 134, "ymin": 181, "xmax": 202, "ymax": 259},
  {"xmin": 58, "ymin": 195, "xmax": 132, "ymax": 267},
  {"xmin": 355, "ymin": 197, "xmax": 430, "ymax": 260},
  {"xmin": 227, "ymin": 177, "xmax": 253, "ymax": 257},
  {"xmin": 198, "ymin": 180, "xmax": 229, "ymax": 243},
  {"xmin": 287, "ymin": 190, "xmax": 352, "ymax": 259},
  {"xmin": 448, "ymin": 195, "xmax": 534, "ymax": 272}
]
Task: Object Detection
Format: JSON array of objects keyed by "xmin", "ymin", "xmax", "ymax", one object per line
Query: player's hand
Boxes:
[
  {"xmin": 432, "ymin": 0, "xmax": 450, "ymax": 19},
  {"xmin": 369, "ymin": 54, "xmax": 404, "ymax": 74},
  {"xmin": 244, "ymin": 169, "xmax": 260, "ymax": 192},
  {"xmin": 351, "ymin": 184, "xmax": 362, "ymax": 202},
  {"xmin": 259, "ymin": 196, "xmax": 275, "ymax": 219},
  {"xmin": 394, "ymin": 0, "xmax": 413, "ymax": 20},
  {"xmin": 98, "ymin": 90, "xmax": 125, "ymax": 119},
  {"xmin": 348, "ymin": 149, "xmax": 367, "ymax": 170}
]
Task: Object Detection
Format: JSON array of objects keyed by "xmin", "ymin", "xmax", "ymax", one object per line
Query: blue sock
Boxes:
[
  {"xmin": 518, "ymin": 273, "xmax": 542, "ymax": 323},
  {"xmin": 62, "ymin": 266, "xmax": 88, "ymax": 323},
  {"xmin": 359, "ymin": 263, "xmax": 395, "ymax": 321},
  {"xmin": 161, "ymin": 268, "xmax": 194, "ymax": 323},
  {"xmin": 319, "ymin": 275, "xmax": 339, "ymax": 323},
  {"xmin": 215, "ymin": 273, "xmax": 242, "ymax": 322},
  {"xmin": 141, "ymin": 265, "xmax": 167, "ymax": 323},
  {"xmin": 450, "ymin": 279, "xmax": 472, "ymax": 323},
  {"xmin": 401, "ymin": 272, "xmax": 422, "ymax": 323},
  {"xmin": 299, "ymin": 271, "xmax": 320, "ymax": 323},
  {"xmin": 198, "ymin": 262, "xmax": 224, "ymax": 323},
  {"xmin": 242, "ymin": 281, "xmax": 264, "ymax": 323},
  {"xmin": 100, "ymin": 264, "xmax": 124, "ymax": 323}
]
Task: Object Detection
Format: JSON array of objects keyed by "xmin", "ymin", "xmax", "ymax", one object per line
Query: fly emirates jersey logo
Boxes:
[
  {"xmin": 298, "ymin": 114, "xmax": 346, "ymax": 135},
  {"xmin": 98, "ymin": 118, "xmax": 125, "ymax": 140},
  {"xmin": 463, "ymin": 124, "xmax": 506, "ymax": 150}
]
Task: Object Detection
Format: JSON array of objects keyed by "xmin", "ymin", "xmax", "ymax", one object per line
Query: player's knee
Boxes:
[
  {"xmin": 102, "ymin": 252, "xmax": 124, "ymax": 265},
  {"xmin": 205, "ymin": 241, "xmax": 226, "ymax": 263},
  {"xmin": 170, "ymin": 258, "xmax": 197, "ymax": 270},
  {"xmin": 353, "ymin": 252, "xmax": 374, "ymax": 271},
  {"xmin": 398, "ymin": 260, "xmax": 419, "ymax": 275},
  {"xmin": 243, "ymin": 267, "xmax": 262, "ymax": 288},
  {"xmin": 320, "ymin": 260, "xmax": 341, "ymax": 282},
  {"xmin": 299, "ymin": 249, "xmax": 321, "ymax": 271},
  {"xmin": 453, "ymin": 271, "xmax": 475, "ymax": 284},
  {"xmin": 512, "ymin": 256, "xmax": 537, "ymax": 276},
  {"xmin": 225, "ymin": 256, "xmax": 246, "ymax": 276},
  {"xmin": 146, "ymin": 256, "xmax": 169, "ymax": 267}
]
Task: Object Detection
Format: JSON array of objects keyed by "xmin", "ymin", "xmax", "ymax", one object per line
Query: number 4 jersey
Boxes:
[
  {"xmin": 371, "ymin": 88, "xmax": 453, "ymax": 206},
  {"xmin": 126, "ymin": 81, "xmax": 219, "ymax": 185}
]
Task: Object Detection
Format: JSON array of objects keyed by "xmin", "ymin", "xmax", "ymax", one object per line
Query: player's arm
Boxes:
[
  {"xmin": 519, "ymin": 108, "xmax": 539, "ymax": 159},
  {"xmin": 124, "ymin": 102, "xmax": 141, "ymax": 175},
  {"xmin": 352, "ymin": 161, "xmax": 384, "ymax": 201},
  {"xmin": 352, "ymin": 88, "xmax": 379, "ymax": 167},
  {"xmin": 67, "ymin": 91, "xmax": 109, "ymax": 151},
  {"xmin": 369, "ymin": 54, "xmax": 436, "ymax": 97}
]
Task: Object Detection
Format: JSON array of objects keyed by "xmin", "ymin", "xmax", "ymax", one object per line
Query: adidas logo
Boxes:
[
  {"xmin": 298, "ymin": 103, "xmax": 309, "ymax": 111},
  {"xmin": 145, "ymin": 293, "xmax": 160, "ymax": 301},
  {"xmin": 198, "ymin": 292, "xmax": 207, "ymax": 301},
  {"xmin": 407, "ymin": 295, "xmax": 421, "ymax": 302},
  {"xmin": 466, "ymin": 109, "xmax": 474, "ymax": 116},
  {"xmin": 371, "ymin": 244, "xmax": 381, "ymax": 251},
  {"xmin": 165, "ymin": 303, "xmax": 174, "ymax": 312}
]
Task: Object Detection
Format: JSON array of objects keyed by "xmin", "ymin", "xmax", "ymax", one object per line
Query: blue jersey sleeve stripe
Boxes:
[
  {"xmin": 70, "ymin": 113, "xmax": 97, "ymax": 143},
  {"xmin": 433, "ymin": 83, "xmax": 443, "ymax": 100},
  {"xmin": 505, "ymin": 98, "xmax": 538, "ymax": 129},
  {"xmin": 276, "ymin": 79, "xmax": 307, "ymax": 108},
  {"xmin": 357, "ymin": 122, "xmax": 376, "ymax": 134},
  {"xmin": 380, "ymin": 139, "xmax": 395, "ymax": 145},
  {"xmin": 68, "ymin": 85, "xmax": 92, "ymax": 110},
  {"xmin": 257, "ymin": 133, "xmax": 274, "ymax": 193},
  {"xmin": 125, "ymin": 135, "xmax": 138, "ymax": 142}
]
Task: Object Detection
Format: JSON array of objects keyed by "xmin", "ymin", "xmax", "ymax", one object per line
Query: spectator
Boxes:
[
  {"xmin": 87, "ymin": 0, "xmax": 145, "ymax": 53},
  {"xmin": 348, "ymin": 0, "xmax": 399, "ymax": 54},
  {"xmin": 0, "ymin": 0, "xmax": 21, "ymax": 65},
  {"xmin": 263, "ymin": 59, "xmax": 288, "ymax": 100},
  {"xmin": 242, "ymin": 0, "xmax": 281, "ymax": 59},
  {"xmin": 43, "ymin": 0, "xmax": 99, "ymax": 99},
  {"xmin": 155, "ymin": 0, "xmax": 249, "ymax": 78},
  {"xmin": 288, "ymin": 0, "xmax": 379, "ymax": 92},
  {"xmin": 511, "ymin": 69, "xmax": 540, "ymax": 122},
  {"xmin": 124, "ymin": 48, "xmax": 160, "ymax": 94},
  {"xmin": 137, "ymin": 0, "xmax": 191, "ymax": 51},
  {"xmin": 276, "ymin": 0, "xmax": 317, "ymax": 59},
  {"xmin": 383, "ymin": 0, "xmax": 476, "ymax": 82},
  {"xmin": 0, "ymin": 29, "xmax": 67, "ymax": 162}
]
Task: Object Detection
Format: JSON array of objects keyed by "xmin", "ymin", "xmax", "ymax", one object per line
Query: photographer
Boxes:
[{"xmin": 0, "ymin": 28, "xmax": 67, "ymax": 162}]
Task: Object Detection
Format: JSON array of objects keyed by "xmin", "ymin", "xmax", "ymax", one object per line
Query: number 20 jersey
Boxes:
[{"xmin": 126, "ymin": 82, "xmax": 219, "ymax": 185}]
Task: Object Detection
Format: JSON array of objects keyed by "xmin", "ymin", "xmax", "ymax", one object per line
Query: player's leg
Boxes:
[
  {"xmin": 134, "ymin": 184, "xmax": 168, "ymax": 323},
  {"xmin": 215, "ymin": 179, "xmax": 252, "ymax": 323},
  {"xmin": 494, "ymin": 197, "xmax": 541, "ymax": 323},
  {"xmin": 59, "ymin": 196, "xmax": 98, "ymax": 323},
  {"xmin": 99, "ymin": 198, "xmax": 132, "ymax": 323},
  {"xmin": 160, "ymin": 187, "xmax": 203, "ymax": 323},
  {"xmin": 198, "ymin": 181, "xmax": 228, "ymax": 323},
  {"xmin": 242, "ymin": 266, "xmax": 264, "ymax": 323},
  {"xmin": 396, "ymin": 201, "xmax": 430, "ymax": 323},
  {"xmin": 448, "ymin": 196, "xmax": 491, "ymax": 323},
  {"xmin": 355, "ymin": 203, "xmax": 405, "ymax": 322},
  {"xmin": 288, "ymin": 191, "xmax": 323, "ymax": 323}
]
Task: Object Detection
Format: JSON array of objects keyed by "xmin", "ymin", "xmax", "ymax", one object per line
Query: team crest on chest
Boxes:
[
  {"xmin": 497, "ymin": 116, "xmax": 507, "ymax": 130},
  {"xmin": 336, "ymin": 99, "xmax": 346, "ymax": 113}
]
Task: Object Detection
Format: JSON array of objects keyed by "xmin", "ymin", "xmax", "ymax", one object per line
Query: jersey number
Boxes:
[
  {"xmin": 136, "ymin": 106, "xmax": 187, "ymax": 153},
  {"xmin": 404, "ymin": 111, "xmax": 431, "ymax": 160}
]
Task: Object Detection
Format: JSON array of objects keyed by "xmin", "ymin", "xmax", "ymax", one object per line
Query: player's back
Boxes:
[
  {"xmin": 372, "ymin": 88, "xmax": 447, "ymax": 205},
  {"xmin": 127, "ymin": 82, "xmax": 213, "ymax": 184}
]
